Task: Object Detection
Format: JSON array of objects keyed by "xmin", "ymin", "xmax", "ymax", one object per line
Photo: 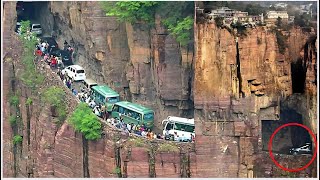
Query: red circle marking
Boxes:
[{"xmin": 268, "ymin": 123, "xmax": 318, "ymax": 172}]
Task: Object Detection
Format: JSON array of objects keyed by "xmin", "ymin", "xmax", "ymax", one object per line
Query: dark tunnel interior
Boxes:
[{"xmin": 261, "ymin": 107, "xmax": 312, "ymax": 154}]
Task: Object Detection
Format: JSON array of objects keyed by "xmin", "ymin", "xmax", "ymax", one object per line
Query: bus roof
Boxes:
[
  {"xmin": 114, "ymin": 101, "xmax": 154, "ymax": 114},
  {"xmin": 92, "ymin": 85, "xmax": 119, "ymax": 98},
  {"xmin": 84, "ymin": 78, "xmax": 97, "ymax": 85},
  {"xmin": 166, "ymin": 116, "xmax": 194, "ymax": 125}
]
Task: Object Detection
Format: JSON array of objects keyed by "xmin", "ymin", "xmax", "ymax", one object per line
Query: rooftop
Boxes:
[
  {"xmin": 115, "ymin": 101, "xmax": 154, "ymax": 114},
  {"xmin": 92, "ymin": 85, "xmax": 119, "ymax": 97}
]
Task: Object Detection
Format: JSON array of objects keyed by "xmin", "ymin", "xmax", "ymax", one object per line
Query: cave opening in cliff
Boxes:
[
  {"xmin": 291, "ymin": 57, "xmax": 307, "ymax": 93},
  {"xmin": 261, "ymin": 107, "xmax": 312, "ymax": 154},
  {"xmin": 16, "ymin": 1, "xmax": 50, "ymax": 34}
]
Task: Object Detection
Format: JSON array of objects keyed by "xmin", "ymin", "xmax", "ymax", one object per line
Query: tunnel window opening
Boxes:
[
  {"xmin": 291, "ymin": 58, "xmax": 306, "ymax": 93},
  {"xmin": 16, "ymin": 1, "xmax": 50, "ymax": 33},
  {"xmin": 261, "ymin": 108, "xmax": 312, "ymax": 154}
]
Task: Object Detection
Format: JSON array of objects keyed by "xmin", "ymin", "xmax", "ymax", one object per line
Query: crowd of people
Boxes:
[{"xmin": 35, "ymin": 39, "xmax": 64, "ymax": 69}]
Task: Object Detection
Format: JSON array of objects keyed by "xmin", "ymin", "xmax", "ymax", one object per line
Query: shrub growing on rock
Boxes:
[
  {"xmin": 13, "ymin": 135, "xmax": 23, "ymax": 145},
  {"xmin": 42, "ymin": 86, "xmax": 67, "ymax": 121},
  {"xmin": 68, "ymin": 103, "xmax": 102, "ymax": 140}
]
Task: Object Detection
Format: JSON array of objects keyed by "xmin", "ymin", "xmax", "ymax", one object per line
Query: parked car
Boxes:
[
  {"xmin": 59, "ymin": 50, "xmax": 72, "ymax": 62},
  {"xmin": 15, "ymin": 22, "xmax": 21, "ymax": 34},
  {"xmin": 31, "ymin": 24, "xmax": 42, "ymax": 36},
  {"xmin": 289, "ymin": 143, "xmax": 312, "ymax": 155},
  {"xmin": 61, "ymin": 65, "xmax": 86, "ymax": 81},
  {"xmin": 41, "ymin": 36, "xmax": 59, "ymax": 53},
  {"xmin": 83, "ymin": 78, "xmax": 98, "ymax": 90}
]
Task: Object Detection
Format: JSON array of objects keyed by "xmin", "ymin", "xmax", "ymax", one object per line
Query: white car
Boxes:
[
  {"xmin": 31, "ymin": 24, "xmax": 42, "ymax": 35},
  {"xmin": 162, "ymin": 116, "xmax": 195, "ymax": 142},
  {"xmin": 62, "ymin": 65, "xmax": 86, "ymax": 81},
  {"xmin": 289, "ymin": 143, "xmax": 312, "ymax": 155}
]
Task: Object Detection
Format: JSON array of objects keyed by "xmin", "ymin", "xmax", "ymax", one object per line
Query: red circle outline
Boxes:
[{"xmin": 268, "ymin": 123, "xmax": 317, "ymax": 172}]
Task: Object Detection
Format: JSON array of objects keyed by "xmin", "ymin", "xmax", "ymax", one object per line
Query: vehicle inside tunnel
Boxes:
[
  {"xmin": 16, "ymin": 1, "xmax": 52, "ymax": 35},
  {"xmin": 261, "ymin": 107, "xmax": 312, "ymax": 155}
]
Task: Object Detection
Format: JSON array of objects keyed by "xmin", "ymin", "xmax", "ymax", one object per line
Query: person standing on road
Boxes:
[
  {"xmin": 101, "ymin": 105, "xmax": 106, "ymax": 120},
  {"xmin": 51, "ymin": 56, "xmax": 57, "ymax": 68},
  {"xmin": 67, "ymin": 79, "xmax": 72, "ymax": 89}
]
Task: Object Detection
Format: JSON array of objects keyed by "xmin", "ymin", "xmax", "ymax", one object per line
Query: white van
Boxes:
[
  {"xmin": 31, "ymin": 24, "xmax": 42, "ymax": 35},
  {"xmin": 62, "ymin": 65, "xmax": 86, "ymax": 81},
  {"xmin": 162, "ymin": 116, "xmax": 195, "ymax": 142},
  {"xmin": 83, "ymin": 78, "xmax": 98, "ymax": 90}
]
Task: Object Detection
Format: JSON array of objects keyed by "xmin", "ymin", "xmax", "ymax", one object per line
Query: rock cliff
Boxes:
[
  {"xmin": 2, "ymin": 1, "xmax": 317, "ymax": 178},
  {"xmin": 40, "ymin": 1, "xmax": 194, "ymax": 132}
]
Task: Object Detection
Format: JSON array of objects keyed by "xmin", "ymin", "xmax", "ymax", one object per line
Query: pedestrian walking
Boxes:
[
  {"xmin": 101, "ymin": 105, "xmax": 106, "ymax": 120},
  {"xmin": 67, "ymin": 79, "xmax": 72, "ymax": 89}
]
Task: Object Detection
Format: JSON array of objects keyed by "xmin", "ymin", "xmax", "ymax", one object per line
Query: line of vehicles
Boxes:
[{"xmin": 62, "ymin": 65, "xmax": 196, "ymax": 142}]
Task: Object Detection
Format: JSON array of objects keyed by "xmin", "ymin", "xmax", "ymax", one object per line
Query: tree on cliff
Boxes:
[
  {"xmin": 42, "ymin": 86, "xmax": 67, "ymax": 122},
  {"xmin": 101, "ymin": 1, "xmax": 194, "ymax": 46},
  {"xmin": 68, "ymin": 103, "xmax": 102, "ymax": 140}
]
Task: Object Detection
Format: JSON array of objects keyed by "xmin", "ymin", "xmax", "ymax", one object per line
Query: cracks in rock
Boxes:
[
  {"xmin": 148, "ymin": 145, "xmax": 156, "ymax": 178},
  {"xmin": 114, "ymin": 145, "xmax": 122, "ymax": 177},
  {"xmin": 82, "ymin": 135, "xmax": 90, "ymax": 178},
  {"xmin": 236, "ymin": 41, "xmax": 244, "ymax": 98},
  {"xmin": 180, "ymin": 151, "xmax": 191, "ymax": 177}
]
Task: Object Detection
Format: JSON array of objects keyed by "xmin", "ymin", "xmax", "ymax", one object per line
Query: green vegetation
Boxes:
[
  {"xmin": 204, "ymin": 1, "xmax": 265, "ymax": 15},
  {"xmin": 214, "ymin": 17, "xmax": 224, "ymax": 28},
  {"xmin": 25, "ymin": 98, "xmax": 33, "ymax": 105},
  {"xmin": 13, "ymin": 135, "xmax": 23, "ymax": 145},
  {"xmin": 42, "ymin": 86, "xmax": 67, "ymax": 121},
  {"xmin": 129, "ymin": 137, "xmax": 145, "ymax": 147},
  {"xmin": 165, "ymin": 16, "xmax": 193, "ymax": 46},
  {"xmin": 244, "ymin": 4, "xmax": 266, "ymax": 15},
  {"xmin": 158, "ymin": 143, "xmax": 179, "ymax": 152},
  {"xmin": 101, "ymin": 1, "xmax": 194, "ymax": 46},
  {"xmin": 9, "ymin": 95, "xmax": 19, "ymax": 106},
  {"xmin": 275, "ymin": 30, "xmax": 288, "ymax": 54},
  {"xmin": 9, "ymin": 115, "xmax": 18, "ymax": 127},
  {"xmin": 102, "ymin": 1, "xmax": 157, "ymax": 24},
  {"xmin": 231, "ymin": 21, "xmax": 247, "ymax": 37},
  {"xmin": 68, "ymin": 103, "xmax": 102, "ymax": 140},
  {"xmin": 294, "ymin": 13, "xmax": 312, "ymax": 32},
  {"xmin": 18, "ymin": 20, "xmax": 44, "ymax": 90},
  {"xmin": 273, "ymin": 17, "xmax": 288, "ymax": 54},
  {"xmin": 113, "ymin": 167, "xmax": 121, "ymax": 174}
]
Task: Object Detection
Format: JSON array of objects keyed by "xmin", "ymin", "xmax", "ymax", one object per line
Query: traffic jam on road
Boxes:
[{"xmin": 17, "ymin": 20, "xmax": 197, "ymax": 143}]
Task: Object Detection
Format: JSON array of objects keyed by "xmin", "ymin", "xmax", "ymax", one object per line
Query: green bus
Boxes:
[
  {"xmin": 92, "ymin": 85, "xmax": 120, "ymax": 112},
  {"xmin": 111, "ymin": 101, "xmax": 155, "ymax": 129}
]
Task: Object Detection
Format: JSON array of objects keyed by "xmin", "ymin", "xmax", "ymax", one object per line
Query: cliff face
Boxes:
[
  {"xmin": 2, "ymin": 1, "xmax": 317, "ymax": 178},
  {"xmin": 194, "ymin": 11, "xmax": 317, "ymax": 177},
  {"xmin": 42, "ymin": 1, "xmax": 194, "ymax": 131}
]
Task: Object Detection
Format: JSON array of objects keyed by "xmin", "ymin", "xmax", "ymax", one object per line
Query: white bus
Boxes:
[{"xmin": 162, "ymin": 116, "xmax": 195, "ymax": 142}]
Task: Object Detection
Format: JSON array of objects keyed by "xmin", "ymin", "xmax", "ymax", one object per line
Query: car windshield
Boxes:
[
  {"xmin": 76, "ymin": 70, "xmax": 85, "ymax": 73},
  {"xmin": 144, "ymin": 113, "xmax": 154, "ymax": 121},
  {"xmin": 174, "ymin": 122, "xmax": 195, "ymax": 133},
  {"xmin": 60, "ymin": 50, "xmax": 70, "ymax": 56},
  {"xmin": 107, "ymin": 97, "xmax": 119, "ymax": 103},
  {"xmin": 33, "ymin": 25, "xmax": 41, "ymax": 29}
]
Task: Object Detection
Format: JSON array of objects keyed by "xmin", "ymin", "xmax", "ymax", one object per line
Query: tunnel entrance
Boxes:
[
  {"xmin": 16, "ymin": 1, "xmax": 52, "ymax": 35},
  {"xmin": 261, "ymin": 107, "xmax": 312, "ymax": 154}
]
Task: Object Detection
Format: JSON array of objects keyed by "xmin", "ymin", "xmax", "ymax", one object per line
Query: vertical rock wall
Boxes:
[
  {"xmin": 194, "ymin": 11, "xmax": 317, "ymax": 177},
  {"xmin": 47, "ymin": 1, "xmax": 194, "ymax": 130}
]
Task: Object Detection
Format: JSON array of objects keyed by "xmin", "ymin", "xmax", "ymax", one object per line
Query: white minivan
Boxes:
[
  {"xmin": 162, "ymin": 116, "xmax": 195, "ymax": 142},
  {"xmin": 31, "ymin": 24, "xmax": 42, "ymax": 35},
  {"xmin": 83, "ymin": 78, "xmax": 98, "ymax": 90},
  {"xmin": 62, "ymin": 65, "xmax": 86, "ymax": 81}
]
